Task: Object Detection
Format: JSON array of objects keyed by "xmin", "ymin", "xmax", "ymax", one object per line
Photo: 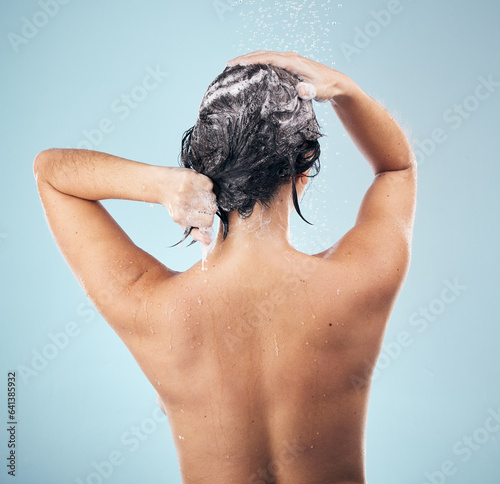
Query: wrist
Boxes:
[
  {"xmin": 328, "ymin": 73, "xmax": 359, "ymax": 105},
  {"xmin": 152, "ymin": 166, "xmax": 176, "ymax": 206}
]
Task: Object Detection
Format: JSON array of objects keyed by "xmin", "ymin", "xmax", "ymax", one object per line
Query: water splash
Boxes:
[
  {"xmin": 232, "ymin": 0, "xmax": 341, "ymax": 254},
  {"xmin": 200, "ymin": 226, "xmax": 215, "ymax": 271}
]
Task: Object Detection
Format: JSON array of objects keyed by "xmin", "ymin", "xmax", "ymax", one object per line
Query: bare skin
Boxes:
[{"xmin": 34, "ymin": 51, "xmax": 416, "ymax": 483}]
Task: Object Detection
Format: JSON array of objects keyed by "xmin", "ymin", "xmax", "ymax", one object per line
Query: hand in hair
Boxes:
[
  {"xmin": 227, "ymin": 50, "xmax": 352, "ymax": 103},
  {"xmin": 160, "ymin": 167, "xmax": 217, "ymax": 246}
]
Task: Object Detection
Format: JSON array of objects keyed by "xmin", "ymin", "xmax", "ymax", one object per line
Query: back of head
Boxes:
[{"xmin": 180, "ymin": 63, "xmax": 323, "ymax": 239}]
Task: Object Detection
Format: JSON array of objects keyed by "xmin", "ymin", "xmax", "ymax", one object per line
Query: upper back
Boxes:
[{"xmin": 121, "ymin": 248, "xmax": 403, "ymax": 483}]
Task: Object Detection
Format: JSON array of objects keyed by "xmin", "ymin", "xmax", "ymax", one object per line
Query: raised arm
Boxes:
[
  {"xmin": 325, "ymin": 79, "xmax": 416, "ymax": 295},
  {"xmin": 228, "ymin": 51, "xmax": 417, "ymax": 296},
  {"xmin": 33, "ymin": 149, "xmax": 216, "ymax": 333}
]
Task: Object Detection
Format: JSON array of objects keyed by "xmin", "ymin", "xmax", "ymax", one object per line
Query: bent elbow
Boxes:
[
  {"xmin": 33, "ymin": 148, "xmax": 57, "ymax": 181},
  {"xmin": 33, "ymin": 150, "xmax": 47, "ymax": 179}
]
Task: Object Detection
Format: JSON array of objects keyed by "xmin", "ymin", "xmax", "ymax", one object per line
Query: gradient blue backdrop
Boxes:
[{"xmin": 1, "ymin": 0, "xmax": 499, "ymax": 483}]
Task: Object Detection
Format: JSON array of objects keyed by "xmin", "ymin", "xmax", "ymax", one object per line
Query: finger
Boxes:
[
  {"xmin": 198, "ymin": 226, "xmax": 214, "ymax": 246},
  {"xmin": 227, "ymin": 50, "xmax": 269, "ymax": 66},
  {"xmin": 174, "ymin": 189, "xmax": 217, "ymax": 219},
  {"xmin": 297, "ymin": 82, "xmax": 317, "ymax": 101},
  {"xmin": 227, "ymin": 50, "xmax": 295, "ymax": 69},
  {"xmin": 231, "ymin": 51, "xmax": 286, "ymax": 67},
  {"xmin": 191, "ymin": 187, "xmax": 218, "ymax": 216},
  {"xmin": 176, "ymin": 203, "xmax": 214, "ymax": 229},
  {"xmin": 184, "ymin": 211, "xmax": 215, "ymax": 230},
  {"xmin": 194, "ymin": 172, "xmax": 214, "ymax": 192},
  {"xmin": 228, "ymin": 51, "xmax": 312, "ymax": 87},
  {"xmin": 190, "ymin": 227, "xmax": 213, "ymax": 246}
]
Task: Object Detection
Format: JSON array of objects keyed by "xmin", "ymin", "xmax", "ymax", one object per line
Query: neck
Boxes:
[{"xmin": 206, "ymin": 190, "xmax": 296, "ymax": 262}]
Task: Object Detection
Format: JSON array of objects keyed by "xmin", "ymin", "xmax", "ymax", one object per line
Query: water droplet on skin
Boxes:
[
  {"xmin": 178, "ymin": 435, "xmax": 184, "ymax": 440},
  {"xmin": 337, "ymin": 289, "xmax": 340, "ymax": 295},
  {"xmin": 301, "ymin": 321, "xmax": 305, "ymax": 325},
  {"xmin": 310, "ymin": 445, "xmax": 314, "ymax": 449},
  {"xmin": 150, "ymin": 327, "xmax": 155, "ymax": 334},
  {"xmin": 197, "ymin": 296, "xmax": 203, "ymax": 305},
  {"xmin": 157, "ymin": 381, "xmax": 161, "ymax": 386},
  {"xmin": 305, "ymin": 341, "xmax": 309, "ymax": 346},
  {"xmin": 227, "ymin": 325, "xmax": 231, "ymax": 329}
]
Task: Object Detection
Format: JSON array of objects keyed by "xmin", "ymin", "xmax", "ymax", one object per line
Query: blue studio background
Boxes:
[{"xmin": 1, "ymin": 0, "xmax": 499, "ymax": 483}]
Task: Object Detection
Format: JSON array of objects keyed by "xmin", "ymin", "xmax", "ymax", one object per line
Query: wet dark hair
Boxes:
[{"xmin": 178, "ymin": 63, "xmax": 323, "ymax": 242}]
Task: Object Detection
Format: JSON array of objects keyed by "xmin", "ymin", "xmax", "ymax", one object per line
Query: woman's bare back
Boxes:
[{"xmin": 121, "ymin": 248, "xmax": 395, "ymax": 483}]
